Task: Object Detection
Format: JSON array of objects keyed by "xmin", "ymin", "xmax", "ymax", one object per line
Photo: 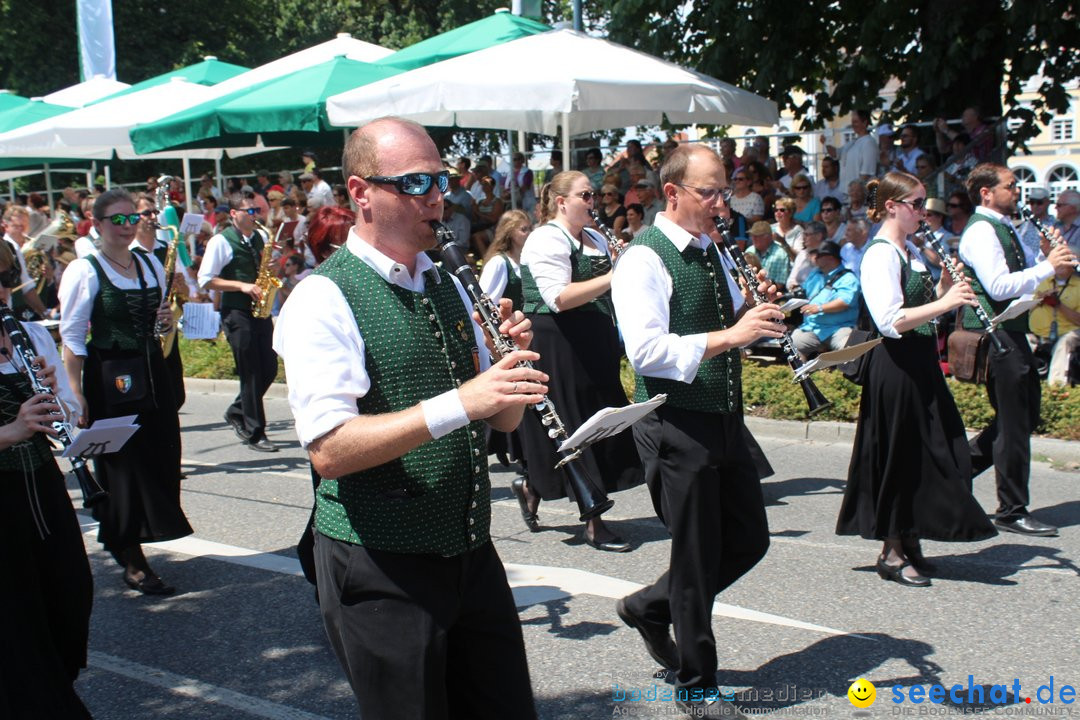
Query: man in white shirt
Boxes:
[
  {"xmin": 958, "ymin": 163, "xmax": 1077, "ymax": 537},
  {"xmin": 302, "ymin": 169, "xmax": 334, "ymax": 210},
  {"xmin": 272, "ymin": 117, "xmax": 539, "ymax": 719},
  {"xmin": 840, "ymin": 218, "xmax": 870, "ymax": 277},
  {"xmin": 893, "ymin": 125, "xmax": 926, "ymax": 175},
  {"xmin": 813, "ymin": 156, "xmax": 846, "ymax": 205},
  {"xmin": 634, "ymin": 180, "xmax": 666, "ymax": 226},
  {"xmin": 197, "ymin": 196, "xmax": 279, "ymax": 452},
  {"xmin": 610, "ymin": 143, "xmax": 783, "ymax": 719},
  {"xmin": 777, "ymin": 145, "xmax": 813, "ymax": 193},
  {"xmin": 828, "ymin": 110, "xmax": 878, "ymax": 191},
  {"xmin": 1016, "ymin": 186, "xmax": 1052, "ymax": 262},
  {"xmin": 1054, "ymin": 189, "xmax": 1080, "ymax": 256}
]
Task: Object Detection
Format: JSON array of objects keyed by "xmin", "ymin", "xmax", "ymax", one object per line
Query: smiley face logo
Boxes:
[{"xmin": 848, "ymin": 678, "xmax": 876, "ymax": 708}]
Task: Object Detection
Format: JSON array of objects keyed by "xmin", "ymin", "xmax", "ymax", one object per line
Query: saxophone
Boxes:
[
  {"xmin": 154, "ymin": 175, "xmax": 183, "ymax": 355},
  {"xmin": 251, "ymin": 220, "xmax": 282, "ymax": 319}
]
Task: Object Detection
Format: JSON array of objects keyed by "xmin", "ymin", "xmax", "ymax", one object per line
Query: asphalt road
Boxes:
[{"xmin": 70, "ymin": 387, "xmax": 1079, "ymax": 719}]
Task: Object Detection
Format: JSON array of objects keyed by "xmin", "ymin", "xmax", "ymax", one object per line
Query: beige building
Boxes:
[{"xmin": 1007, "ymin": 76, "xmax": 1079, "ymax": 204}]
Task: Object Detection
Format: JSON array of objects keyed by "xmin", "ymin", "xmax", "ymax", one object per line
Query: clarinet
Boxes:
[
  {"xmin": 430, "ymin": 221, "xmax": 614, "ymax": 521},
  {"xmin": 712, "ymin": 216, "xmax": 831, "ymax": 415},
  {"xmin": 587, "ymin": 209, "xmax": 628, "ymax": 262},
  {"xmin": 916, "ymin": 221, "xmax": 1007, "ymax": 355},
  {"xmin": 1020, "ymin": 205, "xmax": 1080, "ymax": 271},
  {"xmin": 0, "ymin": 304, "xmax": 107, "ymax": 507}
]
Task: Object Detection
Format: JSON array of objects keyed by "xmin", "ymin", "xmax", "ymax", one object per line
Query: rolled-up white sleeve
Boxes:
[
  {"xmin": 520, "ymin": 228, "xmax": 572, "ymax": 311},
  {"xmin": 478, "ymin": 256, "xmax": 509, "ymax": 302},
  {"xmin": 197, "ymin": 233, "xmax": 233, "ymax": 289},
  {"xmin": 57, "ymin": 258, "xmax": 98, "ymax": 357},
  {"xmin": 860, "ymin": 242, "xmax": 906, "ymax": 338},
  {"xmin": 272, "ymin": 275, "xmax": 371, "ymax": 447},
  {"xmin": 958, "ymin": 219, "xmax": 1053, "ymax": 301},
  {"xmin": 611, "ymin": 244, "xmax": 708, "ymax": 382}
]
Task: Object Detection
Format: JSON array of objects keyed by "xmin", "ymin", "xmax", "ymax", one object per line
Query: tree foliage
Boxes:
[{"xmin": 595, "ymin": 0, "xmax": 1080, "ymax": 149}]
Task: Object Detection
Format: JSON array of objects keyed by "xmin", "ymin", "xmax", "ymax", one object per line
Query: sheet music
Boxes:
[
  {"xmin": 178, "ymin": 213, "xmax": 205, "ymax": 235},
  {"xmin": 780, "ymin": 298, "xmax": 809, "ymax": 313},
  {"xmin": 63, "ymin": 415, "xmax": 139, "ymax": 458},
  {"xmin": 991, "ymin": 297, "xmax": 1039, "ymax": 327},
  {"xmin": 179, "ymin": 302, "xmax": 221, "ymax": 340},
  {"xmin": 793, "ymin": 339, "xmax": 881, "ymax": 380},
  {"xmin": 558, "ymin": 394, "xmax": 666, "ymax": 453}
]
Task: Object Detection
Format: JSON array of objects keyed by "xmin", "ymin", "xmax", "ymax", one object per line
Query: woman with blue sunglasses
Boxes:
[{"xmin": 59, "ymin": 188, "xmax": 191, "ymax": 596}]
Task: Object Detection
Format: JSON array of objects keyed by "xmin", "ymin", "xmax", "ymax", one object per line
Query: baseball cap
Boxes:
[
  {"xmin": 749, "ymin": 220, "xmax": 773, "ymax": 236},
  {"xmin": 817, "ymin": 240, "xmax": 842, "ymax": 258},
  {"xmin": 780, "ymin": 145, "xmax": 805, "ymax": 158},
  {"xmin": 1027, "ymin": 187, "xmax": 1050, "ymax": 201},
  {"xmin": 925, "ymin": 198, "xmax": 947, "ymax": 215},
  {"xmin": 634, "ymin": 179, "xmax": 657, "ymax": 190}
]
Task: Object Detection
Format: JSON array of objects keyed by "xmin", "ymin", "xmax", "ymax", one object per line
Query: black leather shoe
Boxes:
[
  {"xmin": 901, "ymin": 537, "xmax": 937, "ymax": 573},
  {"xmin": 876, "ymin": 557, "xmax": 931, "ymax": 587},
  {"xmin": 224, "ymin": 413, "xmax": 250, "ymax": 441},
  {"xmin": 675, "ymin": 697, "xmax": 748, "ymax": 718},
  {"xmin": 247, "ymin": 436, "xmax": 278, "ymax": 453},
  {"xmin": 584, "ymin": 532, "xmax": 631, "ymax": 552},
  {"xmin": 124, "ymin": 572, "xmax": 175, "ymax": 596},
  {"xmin": 510, "ymin": 477, "xmax": 540, "ymax": 532},
  {"xmin": 994, "ymin": 515, "xmax": 1058, "ymax": 537},
  {"xmin": 616, "ymin": 598, "xmax": 679, "ymax": 670}
]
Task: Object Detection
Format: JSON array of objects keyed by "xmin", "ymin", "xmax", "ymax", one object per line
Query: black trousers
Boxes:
[
  {"xmin": 314, "ymin": 534, "xmax": 537, "ymax": 720},
  {"xmin": 221, "ymin": 308, "xmax": 277, "ymax": 439},
  {"xmin": 623, "ymin": 407, "xmax": 770, "ymax": 692},
  {"xmin": 969, "ymin": 330, "xmax": 1041, "ymax": 519}
]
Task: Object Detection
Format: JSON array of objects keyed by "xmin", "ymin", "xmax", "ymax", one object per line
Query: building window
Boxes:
[
  {"xmin": 1051, "ymin": 119, "xmax": 1074, "ymax": 142},
  {"xmin": 1011, "ymin": 166, "xmax": 1038, "ymax": 203},
  {"xmin": 1047, "ymin": 165, "xmax": 1079, "ymax": 201}
]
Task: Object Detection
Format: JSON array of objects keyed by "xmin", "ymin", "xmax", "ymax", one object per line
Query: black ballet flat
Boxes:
[
  {"xmin": 876, "ymin": 557, "xmax": 930, "ymax": 587},
  {"xmin": 124, "ymin": 572, "xmax": 176, "ymax": 596},
  {"xmin": 511, "ymin": 477, "xmax": 540, "ymax": 532}
]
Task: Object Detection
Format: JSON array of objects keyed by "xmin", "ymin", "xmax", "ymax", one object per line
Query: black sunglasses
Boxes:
[
  {"xmin": 896, "ymin": 197, "xmax": 926, "ymax": 211},
  {"xmin": 365, "ymin": 171, "xmax": 449, "ymax": 196},
  {"xmin": 139, "ymin": 209, "xmax": 158, "ymax": 218},
  {"xmin": 101, "ymin": 213, "xmax": 142, "ymax": 226},
  {"xmin": 574, "ymin": 190, "xmax": 597, "ymax": 202}
]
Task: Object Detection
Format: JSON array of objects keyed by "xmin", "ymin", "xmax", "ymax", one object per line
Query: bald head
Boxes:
[{"xmin": 342, "ymin": 117, "xmax": 433, "ymax": 182}]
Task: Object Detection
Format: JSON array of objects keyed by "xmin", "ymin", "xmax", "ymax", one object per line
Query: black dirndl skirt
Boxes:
[
  {"xmin": 837, "ymin": 334, "xmax": 996, "ymax": 542},
  {"xmin": 517, "ymin": 309, "xmax": 643, "ymax": 501}
]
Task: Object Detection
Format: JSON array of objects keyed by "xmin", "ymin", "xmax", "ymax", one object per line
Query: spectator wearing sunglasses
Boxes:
[
  {"xmin": 777, "ymin": 145, "xmax": 813, "ymax": 193},
  {"xmin": 301, "ymin": 168, "xmax": 334, "ymax": 210},
  {"xmin": 789, "ymin": 173, "xmax": 820, "ymax": 225},
  {"xmin": 272, "ymin": 117, "xmax": 540, "ymax": 718},
  {"xmin": 1016, "ymin": 186, "xmax": 1053, "ymax": 262},
  {"xmin": 1053, "ymin": 189, "xmax": 1080, "ymax": 256},
  {"xmin": 59, "ymin": 188, "xmax": 192, "ymax": 595},
  {"xmin": 945, "ymin": 189, "xmax": 973, "ymax": 235},
  {"xmin": 198, "ymin": 196, "xmax": 279, "ymax": 453}
]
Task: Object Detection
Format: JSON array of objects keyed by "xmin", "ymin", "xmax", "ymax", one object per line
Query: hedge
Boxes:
[{"xmin": 179, "ymin": 337, "xmax": 1078, "ymax": 441}]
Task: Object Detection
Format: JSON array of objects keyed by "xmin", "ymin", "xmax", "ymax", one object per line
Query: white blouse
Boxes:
[
  {"xmin": 478, "ymin": 254, "xmax": 520, "ymax": 303},
  {"xmin": 519, "ymin": 222, "xmax": 609, "ymax": 312},
  {"xmin": 861, "ymin": 237, "xmax": 930, "ymax": 339}
]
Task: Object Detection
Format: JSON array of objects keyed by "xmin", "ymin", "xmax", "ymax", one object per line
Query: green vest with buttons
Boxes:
[
  {"xmin": 500, "ymin": 254, "xmax": 524, "ymax": 311},
  {"xmin": 86, "ymin": 255, "xmax": 160, "ymax": 351},
  {"xmin": 312, "ymin": 249, "xmax": 490, "ymax": 556},
  {"xmin": 631, "ymin": 226, "xmax": 741, "ymax": 414},
  {"xmin": 218, "ymin": 226, "xmax": 265, "ymax": 312},
  {"xmin": 865, "ymin": 238, "xmax": 936, "ymax": 337},
  {"xmin": 960, "ymin": 213, "xmax": 1030, "ymax": 333},
  {"xmin": 520, "ymin": 225, "xmax": 612, "ymax": 316},
  {"xmin": 0, "ymin": 370, "xmax": 55, "ymax": 471}
]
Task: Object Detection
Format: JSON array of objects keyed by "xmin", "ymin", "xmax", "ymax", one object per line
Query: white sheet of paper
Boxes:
[
  {"xmin": 780, "ymin": 298, "xmax": 809, "ymax": 313},
  {"xmin": 180, "ymin": 302, "xmax": 221, "ymax": 340},
  {"xmin": 178, "ymin": 213, "xmax": 205, "ymax": 235},
  {"xmin": 63, "ymin": 416, "xmax": 139, "ymax": 458},
  {"xmin": 793, "ymin": 339, "xmax": 882, "ymax": 381},
  {"xmin": 991, "ymin": 297, "xmax": 1039, "ymax": 327},
  {"xmin": 558, "ymin": 394, "xmax": 667, "ymax": 453}
]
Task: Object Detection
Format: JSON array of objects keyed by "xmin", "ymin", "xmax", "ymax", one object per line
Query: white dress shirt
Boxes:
[
  {"xmin": 860, "ymin": 238, "xmax": 930, "ymax": 339},
  {"xmin": 3, "ymin": 236, "xmax": 33, "ymax": 285},
  {"xmin": 73, "ymin": 228, "xmax": 100, "ymax": 259},
  {"xmin": 611, "ymin": 213, "xmax": 745, "ymax": 383},
  {"xmin": 478, "ymin": 254, "xmax": 520, "ymax": 302},
  {"xmin": 958, "ymin": 206, "xmax": 1053, "ymax": 303},
  {"xmin": 838, "ymin": 134, "xmax": 878, "ymax": 189},
  {"xmin": 58, "ymin": 250, "xmax": 166, "ymax": 357},
  {"xmin": 197, "ymin": 228, "xmax": 266, "ymax": 289},
  {"xmin": 272, "ymin": 231, "xmax": 490, "ymax": 448},
  {"xmin": 306, "ymin": 180, "xmax": 334, "ymax": 209},
  {"xmin": 519, "ymin": 222, "xmax": 609, "ymax": 312}
]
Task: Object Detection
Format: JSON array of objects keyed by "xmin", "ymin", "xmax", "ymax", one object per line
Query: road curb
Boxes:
[{"xmin": 184, "ymin": 378, "xmax": 1079, "ymax": 464}]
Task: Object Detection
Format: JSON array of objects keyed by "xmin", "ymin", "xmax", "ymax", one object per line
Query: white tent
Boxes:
[
  {"xmin": 43, "ymin": 75, "xmax": 130, "ymax": 107},
  {"xmin": 326, "ymin": 29, "xmax": 778, "ymax": 158}
]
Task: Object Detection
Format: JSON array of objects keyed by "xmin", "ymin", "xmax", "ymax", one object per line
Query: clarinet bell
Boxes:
[
  {"xmin": 560, "ymin": 458, "xmax": 614, "ymax": 521},
  {"xmin": 799, "ymin": 378, "xmax": 832, "ymax": 416}
]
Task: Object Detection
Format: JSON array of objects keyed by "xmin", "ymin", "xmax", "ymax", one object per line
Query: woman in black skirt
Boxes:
[
  {"xmin": 836, "ymin": 171, "xmax": 996, "ymax": 587},
  {"xmin": 0, "ymin": 266, "xmax": 93, "ymax": 718},
  {"xmin": 61, "ymin": 188, "xmax": 192, "ymax": 595},
  {"xmin": 517, "ymin": 172, "xmax": 642, "ymax": 552}
]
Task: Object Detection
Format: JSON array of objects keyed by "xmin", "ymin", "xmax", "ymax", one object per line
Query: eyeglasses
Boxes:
[
  {"xmin": 139, "ymin": 209, "xmax": 158, "ymax": 218},
  {"xmin": 821, "ymin": 207, "xmax": 838, "ymax": 213},
  {"xmin": 774, "ymin": 208, "xmax": 789, "ymax": 214},
  {"xmin": 996, "ymin": 180, "xmax": 1018, "ymax": 190},
  {"xmin": 792, "ymin": 185, "xmax": 811, "ymax": 190},
  {"xmin": 676, "ymin": 184, "xmax": 732, "ymax": 203},
  {"xmin": 573, "ymin": 190, "xmax": 597, "ymax": 202},
  {"xmin": 240, "ymin": 207, "xmax": 260, "ymax": 216},
  {"xmin": 946, "ymin": 202, "xmax": 963, "ymax": 208},
  {"xmin": 1030, "ymin": 198, "xmax": 1048, "ymax": 204},
  {"xmin": 895, "ymin": 198, "xmax": 926, "ymax": 211},
  {"xmin": 364, "ymin": 171, "xmax": 449, "ymax": 196},
  {"xmin": 102, "ymin": 213, "xmax": 142, "ymax": 226}
]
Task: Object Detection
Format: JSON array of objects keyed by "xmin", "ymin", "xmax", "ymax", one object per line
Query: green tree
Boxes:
[{"xmin": 595, "ymin": 0, "xmax": 1080, "ymax": 149}]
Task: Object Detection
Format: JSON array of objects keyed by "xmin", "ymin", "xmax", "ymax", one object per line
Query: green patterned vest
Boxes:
[
  {"xmin": 521, "ymin": 224, "xmax": 612, "ymax": 316},
  {"xmin": 0, "ymin": 370, "xmax": 54, "ymax": 471},
  {"xmin": 631, "ymin": 226, "xmax": 741, "ymax": 414},
  {"xmin": 218, "ymin": 226, "xmax": 265, "ymax": 312},
  {"xmin": 86, "ymin": 255, "xmax": 161, "ymax": 351},
  {"xmin": 500, "ymin": 255, "xmax": 524, "ymax": 311},
  {"xmin": 865, "ymin": 238, "xmax": 936, "ymax": 337},
  {"xmin": 312, "ymin": 250, "xmax": 489, "ymax": 556},
  {"xmin": 961, "ymin": 213, "xmax": 1029, "ymax": 333}
]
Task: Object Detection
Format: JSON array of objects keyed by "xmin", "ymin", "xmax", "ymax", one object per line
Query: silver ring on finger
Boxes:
[{"xmin": 512, "ymin": 382, "xmax": 519, "ymax": 394}]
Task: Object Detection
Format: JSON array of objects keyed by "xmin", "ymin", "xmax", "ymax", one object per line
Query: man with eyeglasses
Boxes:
[
  {"xmin": 198, "ymin": 197, "xmax": 279, "ymax": 452},
  {"xmin": 1017, "ymin": 187, "xmax": 1054, "ymax": 261},
  {"xmin": 958, "ymin": 164, "xmax": 1078, "ymax": 537},
  {"xmin": 777, "ymin": 145, "xmax": 812, "ymax": 194},
  {"xmin": 1054, "ymin": 189, "xmax": 1080, "ymax": 256},
  {"xmin": 611, "ymin": 143, "xmax": 783, "ymax": 719},
  {"xmin": 272, "ymin": 117, "xmax": 540, "ymax": 719},
  {"xmin": 302, "ymin": 168, "xmax": 334, "ymax": 210}
]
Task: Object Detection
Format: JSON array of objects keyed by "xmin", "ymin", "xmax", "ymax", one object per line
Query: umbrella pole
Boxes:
[
  {"xmin": 215, "ymin": 157, "xmax": 223, "ymax": 198},
  {"xmin": 562, "ymin": 113, "xmax": 572, "ymax": 170},
  {"xmin": 104, "ymin": 165, "xmax": 111, "ymax": 190},
  {"xmin": 506, "ymin": 130, "xmax": 519, "ymax": 210},
  {"xmin": 44, "ymin": 163, "xmax": 53, "ymax": 208},
  {"xmin": 183, "ymin": 157, "xmax": 193, "ymax": 213}
]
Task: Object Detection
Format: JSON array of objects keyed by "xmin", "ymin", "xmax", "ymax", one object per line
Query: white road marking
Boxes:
[
  {"xmin": 87, "ymin": 650, "xmax": 335, "ymax": 720},
  {"xmin": 79, "ymin": 515, "xmax": 857, "ymax": 637}
]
